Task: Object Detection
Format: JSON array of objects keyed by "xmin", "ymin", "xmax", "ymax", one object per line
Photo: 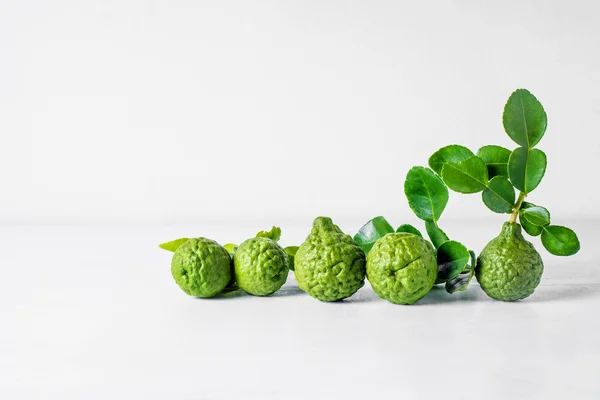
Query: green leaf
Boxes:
[
  {"xmin": 469, "ymin": 250, "xmax": 476, "ymax": 270},
  {"xmin": 519, "ymin": 202, "xmax": 544, "ymax": 236},
  {"xmin": 502, "ymin": 89, "xmax": 547, "ymax": 148},
  {"xmin": 482, "ymin": 176, "xmax": 515, "ymax": 214},
  {"xmin": 354, "ymin": 216, "xmax": 395, "ymax": 254},
  {"xmin": 396, "ymin": 224, "xmax": 423, "ymax": 238},
  {"xmin": 159, "ymin": 238, "xmax": 189, "ymax": 252},
  {"xmin": 508, "ymin": 147, "xmax": 547, "ymax": 193},
  {"xmin": 224, "ymin": 243, "xmax": 238, "ymax": 256},
  {"xmin": 255, "ymin": 226, "xmax": 281, "ymax": 241},
  {"xmin": 520, "ymin": 216, "xmax": 543, "ymax": 236},
  {"xmin": 404, "ymin": 167, "xmax": 449, "ymax": 222},
  {"xmin": 541, "ymin": 225, "xmax": 580, "ymax": 256},
  {"xmin": 440, "ymin": 156, "xmax": 489, "ymax": 194},
  {"xmin": 445, "ymin": 250, "xmax": 477, "ymax": 294},
  {"xmin": 436, "ymin": 240, "xmax": 471, "ymax": 281},
  {"xmin": 284, "ymin": 246, "xmax": 299, "ymax": 271},
  {"xmin": 425, "ymin": 220, "xmax": 449, "ymax": 249},
  {"xmin": 476, "ymin": 145, "xmax": 511, "ymax": 178},
  {"xmin": 520, "ymin": 206, "xmax": 551, "ymax": 226},
  {"xmin": 428, "ymin": 145, "xmax": 474, "ymax": 176}
]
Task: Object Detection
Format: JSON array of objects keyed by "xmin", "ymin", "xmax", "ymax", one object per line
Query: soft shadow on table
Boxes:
[
  {"xmin": 525, "ymin": 285, "xmax": 599, "ymax": 303},
  {"xmin": 410, "ymin": 285, "xmax": 483, "ymax": 305},
  {"xmin": 270, "ymin": 286, "xmax": 305, "ymax": 297},
  {"xmin": 205, "ymin": 285, "xmax": 305, "ymax": 300}
]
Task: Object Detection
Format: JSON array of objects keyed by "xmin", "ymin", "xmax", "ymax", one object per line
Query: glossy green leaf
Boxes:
[
  {"xmin": 404, "ymin": 166, "xmax": 449, "ymax": 222},
  {"xmin": 445, "ymin": 268, "xmax": 475, "ymax": 294},
  {"xmin": 428, "ymin": 145, "xmax": 474, "ymax": 176},
  {"xmin": 396, "ymin": 224, "xmax": 423, "ymax": 238},
  {"xmin": 445, "ymin": 250, "xmax": 477, "ymax": 293},
  {"xmin": 255, "ymin": 226, "xmax": 281, "ymax": 241},
  {"xmin": 284, "ymin": 246, "xmax": 299, "ymax": 271},
  {"xmin": 519, "ymin": 202, "xmax": 544, "ymax": 236},
  {"xmin": 159, "ymin": 238, "xmax": 189, "ymax": 252},
  {"xmin": 508, "ymin": 147, "xmax": 547, "ymax": 193},
  {"xmin": 440, "ymin": 156, "xmax": 489, "ymax": 194},
  {"xmin": 436, "ymin": 240, "xmax": 471, "ymax": 281},
  {"xmin": 520, "ymin": 215, "xmax": 543, "ymax": 236},
  {"xmin": 354, "ymin": 216, "xmax": 395, "ymax": 254},
  {"xmin": 541, "ymin": 225, "xmax": 580, "ymax": 256},
  {"xmin": 476, "ymin": 145, "xmax": 511, "ymax": 178},
  {"xmin": 502, "ymin": 89, "xmax": 547, "ymax": 148},
  {"xmin": 425, "ymin": 220, "xmax": 449, "ymax": 249},
  {"xmin": 482, "ymin": 176, "xmax": 515, "ymax": 214},
  {"xmin": 469, "ymin": 250, "xmax": 476, "ymax": 270},
  {"xmin": 224, "ymin": 243, "xmax": 238, "ymax": 256},
  {"xmin": 520, "ymin": 206, "xmax": 551, "ymax": 226}
]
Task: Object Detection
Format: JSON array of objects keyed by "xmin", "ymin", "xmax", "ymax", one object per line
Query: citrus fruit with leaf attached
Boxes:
[
  {"xmin": 476, "ymin": 222, "xmax": 544, "ymax": 301},
  {"xmin": 234, "ymin": 227, "xmax": 289, "ymax": 296},
  {"xmin": 294, "ymin": 217, "xmax": 366, "ymax": 301},
  {"xmin": 366, "ymin": 232, "xmax": 437, "ymax": 305},
  {"xmin": 171, "ymin": 238, "xmax": 232, "ymax": 298}
]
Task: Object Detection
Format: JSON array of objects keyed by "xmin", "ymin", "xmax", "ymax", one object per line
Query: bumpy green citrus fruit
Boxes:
[
  {"xmin": 366, "ymin": 233, "xmax": 437, "ymax": 305},
  {"xmin": 234, "ymin": 237, "xmax": 289, "ymax": 296},
  {"xmin": 476, "ymin": 222, "xmax": 544, "ymax": 301},
  {"xmin": 294, "ymin": 217, "xmax": 366, "ymax": 301},
  {"xmin": 171, "ymin": 238, "xmax": 232, "ymax": 298}
]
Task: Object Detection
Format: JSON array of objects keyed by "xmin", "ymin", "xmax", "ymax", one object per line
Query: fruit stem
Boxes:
[{"xmin": 509, "ymin": 192, "xmax": 526, "ymax": 223}]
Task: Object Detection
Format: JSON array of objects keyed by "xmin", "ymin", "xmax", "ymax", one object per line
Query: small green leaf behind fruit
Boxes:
[
  {"xmin": 425, "ymin": 220, "xmax": 449, "ymax": 249},
  {"xmin": 224, "ymin": 243, "xmax": 238, "ymax": 256},
  {"xmin": 428, "ymin": 145, "xmax": 474, "ymax": 176},
  {"xmin": 284, "ymin": 246, "xmax": 299, "ymax": 271},
  {"xmin": 482, "ymin": 176, "xmax": 515, "ymax": 214},
  {"xmin": 508, "ymin": 147, "xmax": 547, "ymax": 194},
  {"xmin": 477, "ymin": 145, "xmax": 511, "ymax": 178},
  {"xmin": 436, "ymin": 240, "xmax": 471, "ymax": 282},
  {"xmin": 520, "ymin": 216, "xmax": 543, "ymax": 236},
  {"xmin": 255, "ymin": 226, "xmax": 282, "ymax": 241},
  {"xmin": 404, "ymin": 166, "xmax": 449, "ymax": 222},
  {"xmin": 445, "ymin": 250, "xmax": 477, "ymax": 294},
  {"xmin": 541, "ymin": 225, "xmax": 580, "ymax": 256},
  {"xmin": 354, "ymin": 216, "xmax": 395, "ymax": 254},
  {"xmin": 519, "ymin": 202, "xmax": 547, "ymax": 236},
  {"xmin": 396, "ymin": 224, "xmax": 423, "ymax": 238},
  {"xmin": 441, "ymin": 156, "xmax": 489, "ymax": 194},
  {"xmin": 520, "ymin": 205, "xmax": 551, "ymax": 226},
  {"xmin": 159, "ymin": 238, "xmax": 189, "ymax": 252},
  {"xmin": 502, "ymin": 88, "xmax": 547, "ymax": 148}
]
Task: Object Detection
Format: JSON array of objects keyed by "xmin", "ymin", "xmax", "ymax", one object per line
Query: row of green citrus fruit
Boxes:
[{"xmin": 160, "ymin": 216, "xmax": 438, "ymax": 304}]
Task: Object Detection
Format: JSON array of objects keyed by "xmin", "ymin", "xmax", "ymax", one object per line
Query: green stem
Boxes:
[{"xmin": 509, "ymin": 192, "xmax": 526, "ymax": 223}]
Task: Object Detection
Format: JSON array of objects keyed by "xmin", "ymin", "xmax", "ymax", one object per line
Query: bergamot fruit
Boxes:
[
  {"xmin": 171, "ymin": 238, "xmax": 232, "ymax": 298},
  {"xmin": 234, "ymin": 228, "xmax": 289, "ymax": 296},
  {"xmin": 294, "ymin": 217, "xmax": 366, "ymax": 301},
  {"xmin": 476, "ymin": 222, "xmax": 544, "ymax": 301},
  {"xmin": 366, "ymin": 233, "xmax": 437, "ymax": 305}
]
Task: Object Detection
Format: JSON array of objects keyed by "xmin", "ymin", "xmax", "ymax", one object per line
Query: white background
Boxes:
[
  {"xmin": 2, "ymin": 2, "xmax": 600, "ymax": 399},
  {"xmin": 2, "ymin": 0, "xmax": 599, "ymax": 226}
]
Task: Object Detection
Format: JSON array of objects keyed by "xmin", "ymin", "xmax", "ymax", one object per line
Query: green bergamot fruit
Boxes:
[
  {"xmin": 171, "ymin": 238, "xmax": 232, "ymax": 298},
  {"xmin": 294, "ymin": 217, "xmax": 366, "ymax": 301},
  {"xmin": 234, "ymin": 237, "xmax": 289, "ymax": 296},
  {"xmin": 366, "ymin": 233, "xmax": 437, "ymax": 305},
  {"xmin": 476, "ymin": 222, "xmax": 544, "ymax": 301}
]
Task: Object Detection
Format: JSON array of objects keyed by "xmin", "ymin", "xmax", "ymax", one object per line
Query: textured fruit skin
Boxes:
[
  {"xmin": 234, "ymin": 237, "xmax": 289, "ymax": 296},
  {"xmin": 171, "ymin": 238, "xmax": 231, "ymax": 298},
  {"xmin": 476, "ymin": 222, "xmax": 544, "ymax": 301},
  {"xmin": 294, "ymin": 217, "xmax": 366, "ymax": 301},
  {"xmin": 366, "ymin": 233, "xmax": 437, "ymax": 305}
]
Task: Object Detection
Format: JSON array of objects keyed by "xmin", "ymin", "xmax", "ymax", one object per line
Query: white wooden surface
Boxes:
[{"xmin": 1, "ymin": 220, "xmax": 598, "ymax": 399}]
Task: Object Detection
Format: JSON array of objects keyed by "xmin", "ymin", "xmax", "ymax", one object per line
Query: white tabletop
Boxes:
[{"xmin": 1, "ymin": 220, "xmax": 598, "ymax": 399}]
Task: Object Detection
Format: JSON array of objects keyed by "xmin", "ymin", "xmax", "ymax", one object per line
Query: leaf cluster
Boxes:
[{"xmin": 421, "ymin": 89, "xmax": 579, "ymax": 256}]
